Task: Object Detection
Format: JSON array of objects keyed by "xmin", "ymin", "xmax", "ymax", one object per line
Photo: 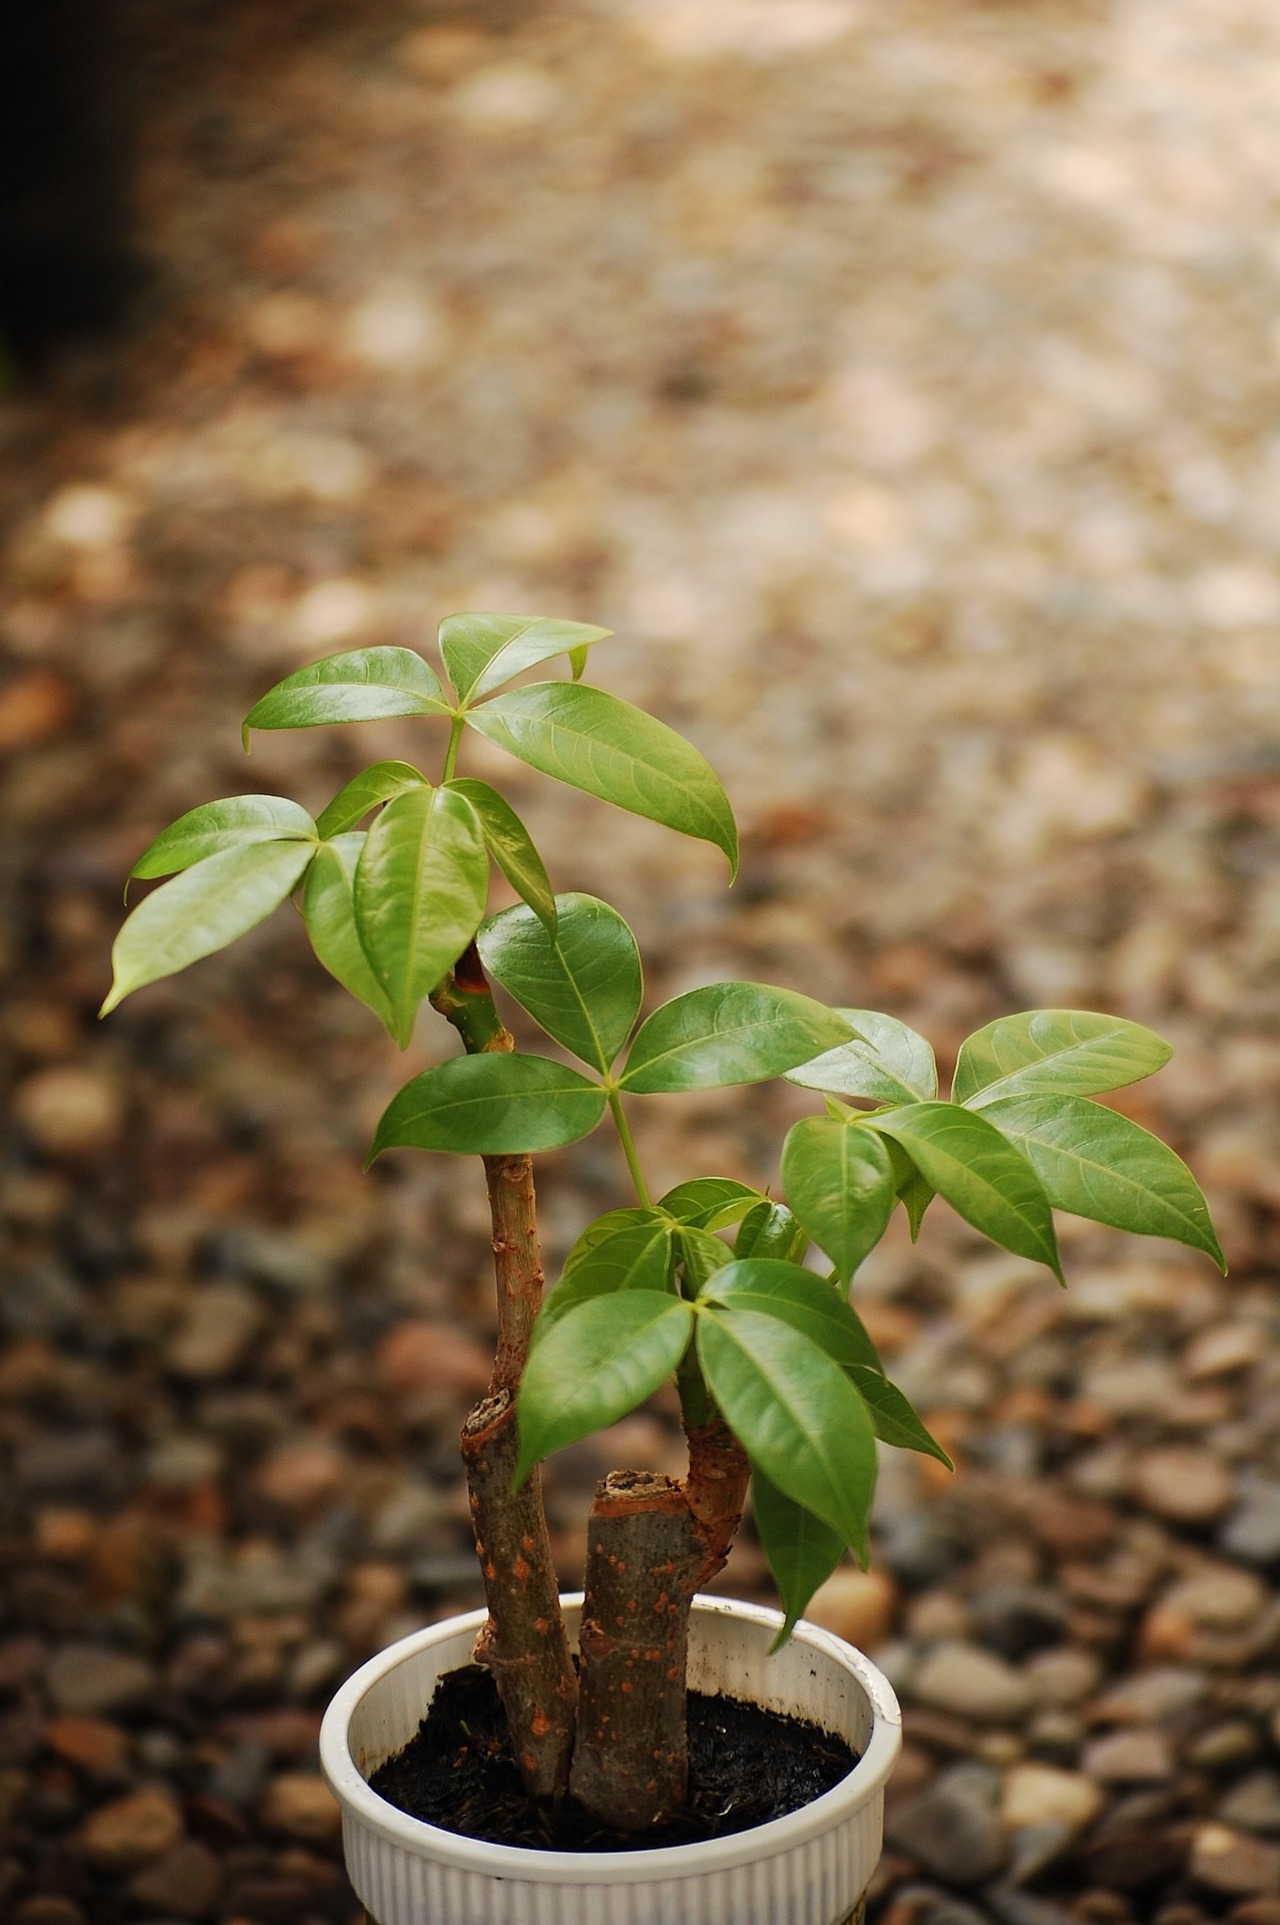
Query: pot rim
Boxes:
[{"xmin": 320, "ymin": 1591, "xmax": 902, "ymax": 1884}]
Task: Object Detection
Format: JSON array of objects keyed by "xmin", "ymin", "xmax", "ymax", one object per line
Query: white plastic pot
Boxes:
[{"xmin": 320, "ymin": 1592, "xmax": 902, "ymax": 1925}]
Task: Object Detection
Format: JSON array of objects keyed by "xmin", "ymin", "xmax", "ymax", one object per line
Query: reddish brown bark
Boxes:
[{"xmin": 683, "ymin": 1410, "xmax": 750, "ymax": 1588}]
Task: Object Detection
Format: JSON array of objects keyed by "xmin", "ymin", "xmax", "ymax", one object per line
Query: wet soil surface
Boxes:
[{"xmin": 370, "ymin": 1663, "xmax": 857, "ymax": 1851}]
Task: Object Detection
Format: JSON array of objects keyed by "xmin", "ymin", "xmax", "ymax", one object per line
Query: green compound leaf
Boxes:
[
  {"xmin": 788, "ymin": 1008, "xmax": 937, "ymax": 1107},
  {"xmin": 131, "ymin": 795, "xmax": 316, "ymax": 880},
  {"xmin": 439, "ymin": 612, "xmax": 612, "ymax": 704},
  {"xmin": 870, "ymin": 1102, "xmax": 1063, "ymax": 1282},
  {"xmin": 733, "ymin": 1201, "xmax": 809, "ymax": 1265},
  {"xmin": 979, "ymin": 1092, "xmax": 1226, "ymax": 1271},
  {"xmin": 696, "ymin": 1306, "xmax": 876, "ymax": 1558},
  {"xmin": 477, "ymin": 894, "xmax": 641, "ymax": 1073},
  {"xmin": 369, "ymin": 1052, "xmax": 607, "ymax": 1160},
  {"xmin": 515, "ymin": 1292, "xmax": 694, "ymax": 1484},
  {"xmin": 465, "ymin": 682, "xmax": 738, "ymax": 876},
  {"xmin": 620, "ymin": 985, "xmax": 853, "ymax": 1094},
  {"xmin": 354, "ymin": 786, "xmax": 488, "ymax": 1048},
  {"xmin": 954, "ymin": 1009, "xmax": 1174, "ymax": 1108},
  {"xmin": 445, "ymin": 779, "xmax": 556, "ymax": 933},
  {"xmin": 534, "ymin": 1214, "xmax": 675, "ymax": 1343},
  {"xmin": 658, "ymin": 1178, "xmax": 765, "ymax": 1230},
  {"xmin": 752, "ymin": 1468, "xmax": 847, "ymax": 1648},
  {"xmin": 701, "ymin": 1260, "xmax": 882, "ymax": 1372},
  {"xmin": 781, "ymin": 1116, "xmax": 896, "ymax": 1284},
  {"xmin": 315, "ymin": 762, "xmax": 427, "ymax": 838},
  {"xmin": 301, "ymin": 833, "xmax": 395, "ymax": 1034},
  {"xmin": 849, "ymin": 1366, "xmax": 954, "ymax": 1467},
  {"xmin": 102, "ymin": 839, "xmax": 316, "ymax": 1014},
  {"xmin": 243, "ymin": 647, "xmax": 450, "ymax": 739}
]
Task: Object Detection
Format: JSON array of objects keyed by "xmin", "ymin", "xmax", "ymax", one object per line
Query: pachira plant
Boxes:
[{"xmin": 103, "ymin": 613, "xmax": 1224, "ymax": 1835}]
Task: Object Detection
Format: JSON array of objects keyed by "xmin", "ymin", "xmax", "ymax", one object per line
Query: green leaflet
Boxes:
[
  {"xmin": 444, "ymin": 779, "xmax": 556, "ymax": 932},
  {"xmin": 534, "ymin": 1215, "xmax": 675, "ymax": 1343},
  {"xmin": 368, "ymin": 1052, "xmax": 607, "ymax": 1159},
  {"xmin": 465, "ymin": 681, "xmax": 738, "ymax": 875},
  {"xmin": 884, "ymin": 1138, "xmax": 935, "ymax": 1240},
  {"xmin": 871, "ymin": 1102, "xmax": 1063, "ymax": 1282},
  {"xmin": 131, "ymin": 795, "xmax": 316, "ymax": 880},
  {"xmin": 980, "ymin": 1093, "xmax": 1226, "ymax": 1271},
  {"xmin": 701, "ymin": 1259, "xmax": 882, "ymax": 1372},
  {"xmin": 243, "ymin": 647, "xmax": 450, "ymax": 738},
  {"xmin": 438, "ymin": 612, "xmax": 612, "ymax": 703},
  {"xmin": 752, "ymin": 1469, "xmax": 847, "ymax": 1648},
  {"xmin": 477, "ymin": 894, "xmax": 641, "ymax": 1072},
  {"xmin": 849, "ymin": 1367, "xmax": 953, "ymax": 1467},
  {"xmin": 315, "ymin": 762, "xmax": 427, "ymax": 838},
  {"xmin": 301, "ymin": 833, "xmax": 396, "ymax": 1034},
  {"xmin": 515, "ymin": 1292, "xmax": 694, "ymax": 1483},
  {"xmin": 102, "ymin": 839, "xmax": 316, "ymax": 1014},
  {"xmin": 954, "ymin": 1009, "xmax": 1174, "ymax": 1107},
  {"xmin": 658, "ymin": 1178, "xmax": 764, "ymax": 1230},
  {"xmin": 696, "ymin": 1306, "xmax": 876, "ymax": 1558},
  {"xmin": 733, "ymin": 1201, "xmax": 809, "ymax": 1265},
  {"xmin": 788, "ymin": 1008, "xmax": 937, "ymax": 1107},
  {"xmin": 620, "ymin": 984, "xmax": 853, "ymax": 1093},
  {"xmin": 781, "ymin": 1116, "xmax": 896, "ymax": 1283},
  {"xmin": 675, "ymin": 1225, "xmax": 733, "ymax": 1293},
  {"xmin": 354, "ymin": 786, "xmax": 489, "ymax": 1047}
]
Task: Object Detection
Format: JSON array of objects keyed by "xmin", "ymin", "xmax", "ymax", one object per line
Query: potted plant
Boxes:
[{"xmin": 103, "ymin": 614, "xmax": 1224, "ymax": 1925}]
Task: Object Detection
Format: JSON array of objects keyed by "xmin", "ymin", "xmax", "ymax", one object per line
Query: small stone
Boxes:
[
  {"xmin": 1230, "ymin": 1901, "xmax": 1280, "ymax": 1924},
  {"xmin": 13, "ymin": 1066, "xmax": 123, "ymax": 1157},
  {"xmin": 1024, "ymin": 1646, "xmax": 1103, "ymax": 1708},
  {"xmin": 145, "ymin": 1435, "xmax": 224, "ymax": 1490},
  {"xmin": 259, "ymin": 1771, "xmax": 341, "ymax": 1842},
  {"xmin": 167, "ymin": 1285, "xmax": 263, "ymax": 1381},
  {"xmin": 207, "ymin": 1741, "xmax": 270, "ymax": 1808},
  {"xmin": 1191, "ymin": 1823, "xmax": 1280, "ymax": 1897},
  {"xmin": 805, "ymin": 1567, "xmax": 897, "ymax": 1649},
  {"xmin": 374, "ymin": 1318, "xmax": 491, "ymax": 1396},
  {"xmin": 1222, "ymin": 1485, "xmax": 1280, "ymax": 1567},
  {"xmin": 1184, "ymin": 1323, "xmax": 1263, "ymax": 1380},
  {"xmin": 1084, "ymin": 1728, "xmax": 1177, "ymax": 1785},
  {"xmin": 1190, "ymin": 1721, "xmax": 1264, "ymax": 1773},
  {"xmin": 81, "ymin": 1786, "xmax": 185, "ymax": 1869},
  {"xmin": 1027, "ymin": 1710, "xmax": 1085, "ymax": 1766},
  {"xmin": 1002, "ymin": 1762, "xmax": 1105, "ymax": 1833},
  {"xmin": 45, "ymin": 1714, "xmax": 130, "ymax": 1774},
  {"xmin": 254, "ymin": 1438, "xmax": 348, "ymax": 1509},
  {"xmin": 46, "ymin": 1645, "xmax": 157, "ymax": 1715},
  {"xmin": 128, "ymin": 1838, "xmax": 225, "ymax": 1919},
  {"xmin": 1156, "ymin": 1568, "xmax": 1268, "ymax": 1631},
  {"xmin": 887, "ymin": 1764, "xmax": 1010, "ymax": 1885},
  {"xmin": 911, "ymin": 1641, "xmax": 1032, "ymax": 1724},
  {"xmin": 971, "ymin": 1583, "xmax": 1070, "ymax": 1658},
  {"xmin": 1025, "ymin": 1492, "xmax": 1118, "ymax": 1556},
  {"xmin": 1092, "ymin": 1666, "xmax": 1207, "ymax": 1724},
  {"xmin": 1222, "ymin": 1774, "xmax": 1280, "ymax": 1839},
  {"xmin": 13, "ymin": 1900, "xmax": 89, "ymax": 1925},
  {"xmin": 1134, "ymin": 1448, "xmax": 1234, "ymax": 1526},
  {"xmin": 904, "ymin": 1590, "xmax": 973, "ymax": 1644}
]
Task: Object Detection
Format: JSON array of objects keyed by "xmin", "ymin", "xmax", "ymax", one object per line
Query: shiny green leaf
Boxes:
[
  {"xmin": 466, "ymin": 682, "xmax": 738, "ymax": 875},
  {"xmin": 781, "ymin": 1116, "xmax": 895, "ymax": 1283},
  {"xmin": 102, "ymin": 840, "xmax": 315, "ymax": 1014},
  {"xmin": 885, "ymin": 1138, "xmax": 935, "ymax": 1239},
  {"xmin": 955, "ymin": 1009, "xmax": 1174, "ymax": 1107},
  {"xmin": 535, "ymin": 1215, "xmax": 675, "ymax": 1342},
  {"xmin": 701, "ymin": 1259, "xmax": 882, "ymax": 1372},
  {"xmin": 658, "ymin": 1178, "xmax": 764, "ymax": 1230},
  {"xmin": 788, "ymin": 1008, "xmax": 936, "ymax": 1106},
  {"xmin": 980, "ymin": 1093, "xmax": 1225, "ymax": 1270},
  {"xmin": 516, "ymin": 1292, "xmax": 694, "ymax": 1483},
  {"xmin": 131, "ymin": 795, "xmax": 316, "ymax": 880},
  {"xmin": 301, "ymin": 833, "xmax": 395, "ymax": 1034},
  {"xmin": 733, "ymin": 1201, "xmax": 809, "ymax": 1265},
  {"xmin": 445, "ymin": 779, "xmax": 556, "ymax": 932},
  {"xmin": 620, "ymin": 985, "xmax": 853, "ymax": 1093},
  {"xmin": 870, "ymin": 1103, "xmax": 1063, "ymax": 1281},
  {"xmin": 243, "ymin": 647, "xmax": 450, "ymax": 738},
  {"xmin": 477, "ymin": 893, "xmax": 641, "ymax": 1071},
  {"xmin": 849, "ymin": 1367, "xmax": 953, "ymax": 1467},
  {"xmin": 752, "ymin": 1469, "xmax": 847, "ymax": 1647},
  {"xmin": 354, "ymin": 786, "xmax": 488, "ymax": 1047},
  {"xmin": 675, "ymin": 1225, "xmax": 733, "ymax": 1292},
  {"xmin": 315, "ymin": 762, "xmax": 427, "ymax": 838},
  {"xmin": 439, "ymin": 612, "xmax": 612, "ymax": 703},
  {"xmin": 369, "ymin": 1052, "xmax": 607, "ymax": 1159}
]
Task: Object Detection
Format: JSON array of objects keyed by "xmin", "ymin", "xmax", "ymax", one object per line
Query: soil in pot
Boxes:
[{"xmin": 369, "ymin": 1663, "xmax": 858, "ymax": 1851}]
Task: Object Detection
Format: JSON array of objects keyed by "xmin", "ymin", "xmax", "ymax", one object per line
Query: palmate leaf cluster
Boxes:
[{"xmin": 102, "ymin": 613, "xmax": 1225, "ymax": 1644}]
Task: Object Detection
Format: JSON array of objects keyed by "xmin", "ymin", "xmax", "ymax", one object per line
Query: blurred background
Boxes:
[{"xmin": 2, "ymin": 2, "xmax": 1280, "ymax": 1922}]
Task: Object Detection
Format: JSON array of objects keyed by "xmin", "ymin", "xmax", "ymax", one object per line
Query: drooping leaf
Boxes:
[
  {"xmin": 733, "ymin": 1201, "xmax": 809, "ymax": 1265},
  {"xmin": 465, "ymin": 682, "xmax": 738, "ymax": 875},
  {"xmin": 354, "ymin": 786, "xmax": 489, "ymax": 1047},
  {"xmin": 674, "ymin": 1225, "xmax": 733, "ymax": 1293},
  {"xmin": 885, "ymin": 1138, "xmax": 935, "ymax": 1239},
  {"xmin": 445, "ymin": 779, "xmax": 556, "ymax": 932},
  {"xmin": 696, "ymin": 1306, "xmax": 876, "ymax": 1557},
  {"xmin": 243, "ymin": 647, "xmax": 450, "ymax": 738},
  {"xmin": 515, "ymin": 1292, "xmax": 694, "ymax": 1483},
  {"xmin": 102, "ymin": 839, "xmax": 316, "ymax": 1014},
  {"xmin": 439, "ymin": 612, "xmax": 612, "ymax": 704},
  {"xmin": 315, "ymin": 762, "xmax": 427, "ymax": 838},
  {"xmin": 848, "ymin": 1367, "xmax": 954, "ymax": 1467},
  {"xmin": 535, "ymin": 1215, "xmax": 675, "ymax": 1341},
  {"xmin": 752, "ymin": 1468, "xmax": 847, "ymax": 1647},
  {"xmin": 658, "ymin": 1178, "xmax": 764, "ymax": 1230},
  {"xmin": 870, "ymin": 1103, "xmax": 1063, "ymax": 1281},
  {"xmin": 620, "ymin": 985, "xmax": 854, "ymax": 1093},
  {"xmin": 788, "ymin": 1008, "xmax": 937, "ymax": 1107},
  {"xmin": 477, "ymin": 894, "xmax": 641, "ymax": 1072},
  {"xmin": 301, "ymin": 833, "xmax": 395, "ymax": 1033},
  {"xmin": 701, "ymin": 1260, "xmax": 882, "ymax": 1372},
  {"xmin": 781, "ymin": 1116, "xmax": 896, "ymax": 1283},
  {"xmin": 954, "ymin": 1009, "xmax": 1174, "ymax": 1108},
  {"xmin": 369, "ymin": 1051, "xmax": 607, "ymax": 1160},
  {"xmin": 980, "ymin": 1093, "xmax": 1226, "ymax": 1270},
  {"xmin": 567, "ymin": 643, "xmax": 591, "ymax": 680},
  {"xmin": 131, "ymin": 795, "xmax": 316, "ymax": 880}
]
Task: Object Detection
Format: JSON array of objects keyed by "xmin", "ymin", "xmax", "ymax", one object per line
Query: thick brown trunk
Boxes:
[
  {"xmin": 568, "ymin": 1471, "xmax": 702, "ymax": 1831},
  {"xmin": 684, "ymin": 1410, "xmax": 750, "ymax": 1588}
]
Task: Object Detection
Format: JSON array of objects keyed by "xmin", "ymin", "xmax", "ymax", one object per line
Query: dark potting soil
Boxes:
[{"xmin": 369, "ymin": 1663, "xmax": 858, "ymax": 1851}]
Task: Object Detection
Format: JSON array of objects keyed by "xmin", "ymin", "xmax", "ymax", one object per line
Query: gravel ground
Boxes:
[{"xmin": 2, "ymin": 2, "xmax": 1280, "ymax": 1921}]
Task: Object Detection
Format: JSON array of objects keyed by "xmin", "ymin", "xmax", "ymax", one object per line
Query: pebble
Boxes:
[
  {"xmin": 971, "ymin": 1583, "xmax": 1070, "ymax": 1658},
  {"xmin": 1222, "ymin": 1774, "xmax": 1280, "ymax": 1839},
  {"xmin": 373, "ymin": 1318, "xmax": 492, "ymax": 1396},
  {"xmin": 805, "ymin": 1567, "xmax": 897, "ymax": 1649},
  {"xmin": 1222, "ymin": 1486, "xmax": 1280, "ymax": 1567},
  {"xmin": 13, "ymin": 1901, "xmax": 89, "ymax": 1925},
  {"xmin": 1023, "ymin": 1647, "xmax": 1103, "ymax": 1708},
  {"xmin": 80, "ymin": 1786, "xmax": 185, "ymax": 1869},
  {"xmin": 13, "ymin": 1067, "xmax": 124, "ymax": 1157},
  {"xmin": 45, "ymin": 1714, "xmax": 130, "ymax": 1775},
  {"xmin": 1190, "ymin": 1721, "xmax": 1265, "ymax": 1773},
  {"xmin": 910, "ymin": 1642, "xmax": 1032, "ymax": 1725},
  {"xmin": 259, "ymin": 1773, "xmax": 341, "ymax": 1842},
  {"xmin": 1002, "ymin": 1762, "xmax": 1105, "ymax": 1833},
  {"xmin": 1091, "ymin": 1667, "xmax": 1207, "ymax": 1724},
  {"xmin": 1134, "ymin": 1448, "xmax": 1235, "ymax": 1527},
  {"xmin": 1190, "ymin": 1824, "xmax": 1280, "ymax": 1897},
  {"xmin": 45, "ymin": 1645, "xmax": 157, "ymax": 1716},
  {"xmin": 254, "ymin": 1438, "xmax": 349, "ymax": 1510},
  {"xmin": 128, "ymin": 1838, "xmax": 225, "ymax": 1919},
  {"xmin": 166, "ymin": 1284, "xmax": 263, "ymax": 1381},
  {"xmin": 1183, "ymin": 1324, "xmax": 1263, "ymax": 1381},
  {"xmin": 886, "ymin": 1764, "xmax": 1010, "ymax": 1885},
  {"xmin": 1083, "ymin": 1729, "xmax": 1177, "ymax": 1786}
]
